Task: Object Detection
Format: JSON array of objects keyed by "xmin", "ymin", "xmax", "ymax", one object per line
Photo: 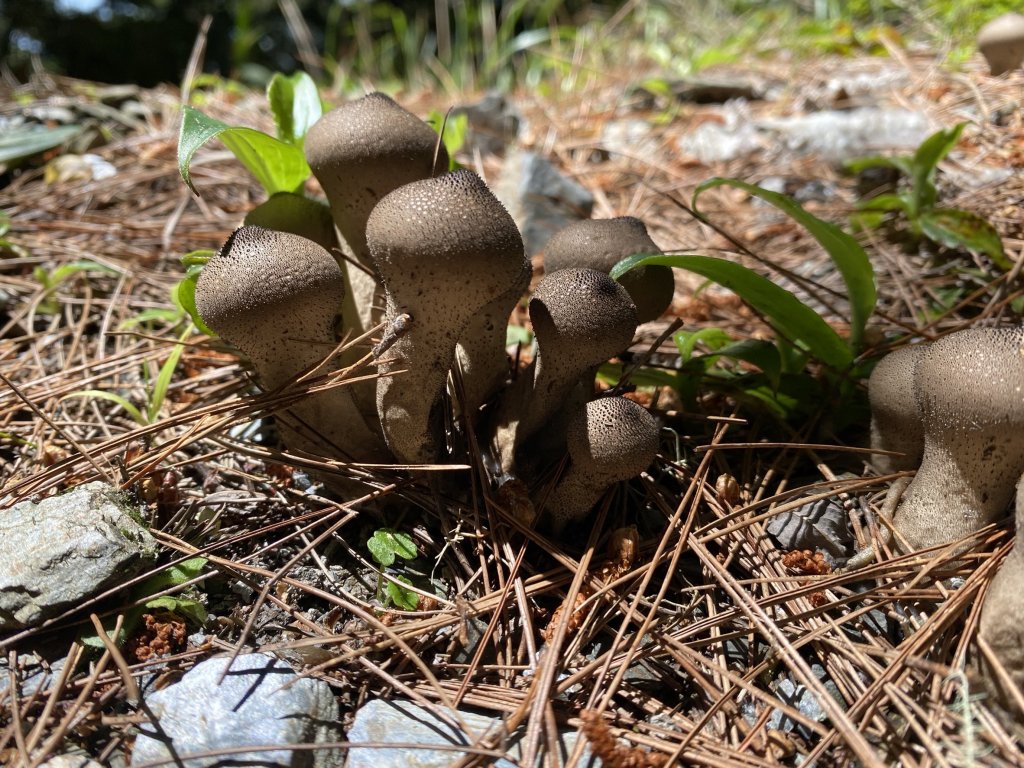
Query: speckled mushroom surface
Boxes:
[
  {"xmin": 542, "ymin": 217, "xmax": 673, "ymax": 324},
  {"xmin": 195, "ymin": 225, "xmax": 390, "ymax": 462},
  {"xmin": 977, "ymin": 12, "xmax": 1024, "ymax": 75},
  {"xmin": 868, "ymin": 343, "xmax": 927, "ymax": 474},
  {"xmin": 366, "ymin": 169, "xmax": 526, "ymax": 464},
  {"xmin": 978, "ymin": 471, "xmax": 1024, "ymax": 711},
  {"xmin": 544, "ymin": 396, "xmax": 660, "ymax": 532},
  {"xmin": 890, "ymin": 326, "xmax": 1024, "ymax": 553}
]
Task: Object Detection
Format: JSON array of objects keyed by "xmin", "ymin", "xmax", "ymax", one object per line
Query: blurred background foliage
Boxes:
[{"xmin": 1, "ymin": 0, "xmax": 1019, "ymax": 91}]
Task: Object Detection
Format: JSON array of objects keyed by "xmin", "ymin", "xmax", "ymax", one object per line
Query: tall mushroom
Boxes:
[
  {"xmin": 977, "ymin": 13, "xmax": 1024, "ymax": 76},
  {"xmin": 867, "ymin": 343, "xmax": 927, "ymax": 474},
  {"xmin": 304, "ymin": 92, "xmax": 449, "ymax": 336},
  {"xmin": 543, "ymin": 217, "xmax": 674, "ymax": 323},
  {"xmin": 365, "ymin": 170, "xmax": 527, "ymax": 464},
  {"xmin": 977, "ymin": 470, "xmax": 1024, "ymax": 711},
  {"xmin": 890, "ymin": 326, "xmax": 1024, "ymax": 554},
  {"xmin": 195, "ymin": 225, "xmax": 390, "ymax": 463},
  {"xmin": 542, "ymin": 396, "xmax": 660, "ymax": 533},
  {"xmin": 494, "ymin": 267, "xmax": 638, "ymax": 472}
]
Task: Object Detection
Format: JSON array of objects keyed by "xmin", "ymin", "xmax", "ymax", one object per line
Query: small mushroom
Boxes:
[
  {"xmin": 543, "ymin": 217, "xmax": 673, "ymax": 323},
  {"xmin": 494, "ymin": 267, "xmax": 638, "ymax": 472},
  {"xmin": 978, "ymin": 13, "xmax": 1024, "ymax": 76},
  {"xmin": 542, "ymin": 396, "xmax": 660, "ymax": 533},
  {"xmin": 304, "ymin": 92, "xmax": 449, "ymax": 336},
  {"xmin": 195, "ymin": 225, "xmax": 390, "ymax": 462},
  {"xmin": 243, "ymin": 192, "xmax": 337, "ymax": 255},
  {"xmin": 867, "ymin": 343, "xmax": 927, "ymax": 474},
  {"xmin": 366, "ymin": 170, "xmax": 527, "ymax": 464},
  {"xmin": 977, "ymin": 470, "xmax": 1024, "ymax": 711},
  {"xmin": 890, "ymin": 326, "xmax": 1024, "ymax": 554}
]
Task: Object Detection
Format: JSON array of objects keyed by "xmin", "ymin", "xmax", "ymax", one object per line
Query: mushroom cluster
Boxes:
[
  {"xmin": 194, "ymin": 92, "xmax": 665, "ymax": 531},
  {"xmin": 866, "ymin": 327, "xmax": 1024, "ymax": 555}
]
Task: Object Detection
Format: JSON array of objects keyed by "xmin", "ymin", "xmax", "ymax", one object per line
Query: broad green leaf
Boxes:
[
  {"xmin": 139, "ymin": 557, "xmax": 209, "ymax": 595},
  {"xmin": 704, "ymin": 338, "xmax": 783, "ymax": 390},
  {"xmin": 144, "ymin": 595, "xmax": 209, "ymax": 625},
  {"xmin": 267, "ymin": 71, "xmax": 322, "ymax": 146},
  {"xmin": 0, "ymin": 125, "xmax": 81, "ymax": 165},
  {"xmin": 694, "ymin": 178, "xmax": 875, "ymax": 352},
  {"xmin": 178, "ymin": 106, "xmax": 309, "ymax": 196},
  {"xmin": 919, "ymin": 208, "xmax": 1011, "ymax": 270},
  {"xmin": 62, "ymin": 390, "xmax": 145, "ymax": 425},
  {"xmin": 386, "ymin": 576, "xmax": 420, "ymax": 611},
  {"xmin": 368, "ymin": 528, "xmax": 418, "ymax": 567},
  {"xmin": 855, "ymin": 193, "xmax": 911, "ymax": 215},
  {"xmin": 613, "ymin": 254, "xmax": 853, "ymax": 370},
  {"xmin": 674, "ymin": 327, "xmax": 733, "ymax": 362}
]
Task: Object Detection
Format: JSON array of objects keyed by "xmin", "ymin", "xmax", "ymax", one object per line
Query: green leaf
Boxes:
[
  {"xmin": 506, "ymin": 324, "xmax": 533, "ymax": 346},
  {"xmin": 174, "ymin": 265, "xmax": 213, "ymax": 336},
  {"xmin": 855, "ymin": 193, "xmax": 911, "ymax": 215},
  {"xmin": 62, "ymin": 390, "xmax": 146, "ymax": 426},
  {"xmin": 368, "ymin": 528, "xmax": 418, "ymax": 568},
  {"xmin": 613, "ymin": 254, "xmax": 853, "ymax": 370},
  {"xmin": 844, "ymin": 154, "xmax": 914, "ymax": 177},
  {"xmin": 385, "ymin": 576, "xmax": 420, "ymax": 611},
  {"xmin": 147, "ymin": 332, "xmax": 189, "ymax": 423},
  {"xmin": 909, "ymin": 123, "xmax": 965, "ymax": 212},
  {"xmin": 674, "ymin": 327, "xmax": 733, "ymax": 362},
  {"xmin": 139, "ymin": 557, "xmax": 209, "ymax": 595},
  {"xmin": 178, "ymin": 106, "xmax": 309, "ymax": 196},
  {"xmin": 705, "ymin": 339, "xmax": 783, "ymax": 390},
  {"xmin": 0, "ymin": 210, "xmax": 10, "ymax": 237},
  {"xmin": 181, "ymin": 249, "xmax": 214, "ymax": 268},
  {"xmin": 144, "ymin": 595, "xmax": 209, "ymax": 625},
  {"xmin": 694, "ymin": 178, "xmax": 875, "ymax": 352},
  {"xmin": 919, "ymin": 208, "xmax": 1011, "ymax": 270},
  {"xmin": 0, "ymin": 125, "xmax": 81, "ymax": 165},
  {"xmin": 266, "ymin": 71, "xmax": 322, "ymax": 146}
]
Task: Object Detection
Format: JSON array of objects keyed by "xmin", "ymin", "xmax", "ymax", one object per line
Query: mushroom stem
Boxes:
[
  {"xmin": 867, "ymin": 343, "xmax": 927, "ymax": 474},
  {"xmin": 366, "ymin": 170, "xmax": 527, "ymax": 464}
]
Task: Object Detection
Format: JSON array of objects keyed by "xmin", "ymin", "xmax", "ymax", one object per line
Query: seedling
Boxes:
[{"xmin": 367, "ymin": 528, "xmax": 420, "ymax": 611}]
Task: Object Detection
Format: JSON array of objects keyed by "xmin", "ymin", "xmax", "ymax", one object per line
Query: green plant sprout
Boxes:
[
  {"xmin": 178, "ymin": 71, "xmax": 321, "ymax": 197},
  {"xmin": 0, "ymin": 210, "xmax": 28, "ymax": 257},
  {"xmin": 81, "ymin": 556, "xmax": 208, "ymax": 650},
  {"xmin": 846, "ymin": 122, "xmax": 1009, "ymax": 269},
  {"xmin": 367, "ymin": 527, "xmax": 420, "ymax": 611},
  {"xmin": 63, "ymin": 326, "xmax": 192, "ymax": 426},
  {"xmin": 427, "ymin": 109, "xmax": 469, "ymax": 171},
  {"xmin": 32, "ymin": 259, "xmax": 121, "ymax": 315}
]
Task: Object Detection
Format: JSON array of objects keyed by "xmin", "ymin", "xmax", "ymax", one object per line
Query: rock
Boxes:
[
  {"xmin": 495, "ymin": 148, "xmax": 594, "ymax": 255},
  {"xmin": 766, "ymin": 497, "xmax": 853, "ymax": 559},
  {"xmin": 452, "ymin": 92, "xmax": 523, "ymax": 156},
  {"xmin": 600, "ymin": 119, "xmax": 657, "ymax": 157},
  {"xmin": 0, "ymin": 482, "xmax": 157, "ymax": 631},
  {"xmin": 131, "ymin": 653, "xmax": 341, "ymax": 768},
  {"xmin": 39, "ymin": 756, "xmax": 104, "ymax": 768},
  {"xmin": 345, "ymin": 698, "xmax": 597, "ymax": 768},
  {"xmin": 757, "ymin": 107, "xmax": 932, "ymax": 162},
  {"xmin": 676, "ymin": 101, "xmax": 767, "ymax": 163}
]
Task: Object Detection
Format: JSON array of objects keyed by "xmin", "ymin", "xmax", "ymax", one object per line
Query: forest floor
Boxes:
[{"xmin": 1, "ymin": 35, "xmax": 1024, "ymax": 767}]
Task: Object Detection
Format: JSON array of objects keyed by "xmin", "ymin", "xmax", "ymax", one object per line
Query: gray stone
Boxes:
[
  {"xmin": 39, "ymin": 755, "xmax": 103, "ymax": 768},
  {"xmin": 0, "ymin": 482, "xmax": 157, "ymax": 630},
  {"xmin": 345, "ymin": 699, "xmax": 599, "ymax": 768},
  {"xmin": 452, "ymin": 92, "xmax": 523, "ymax": 156},
  {"xmin": 758, "ymin": 107, "xmax": 932, "ymax": 162},
  {"xmin": 766, "ymin": 497, "xmax": 853, "ymax": 558},
  {"xmin": 495, "ymin": 148, "xmax": 594, "ymax": 255},
  {"xmin": 131, "ymin": 653, "xmax": 341, "ymax": 768}
]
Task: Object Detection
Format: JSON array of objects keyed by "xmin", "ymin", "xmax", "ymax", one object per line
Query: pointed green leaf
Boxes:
[
  {"xmin": 694, "ymin": 178, "xmax": 875, "ymax": 352},
  {"xmin": 910, "ymin": 123, "xmax": 965, "ymax": 213},
  {"xmin": 706, "ymin": 338, "xmax": 783, "ymax": 390},
  {"xmin": 267, "ymin": 71, "xmax": 322, "ymax": 146},
  {"xmin": 62, "ymin": 390, "xmax": 145, "ymax": 425},
  {"xmin": 178, "ymin": 105, "xmax": 309, "ymax": 196},
  {"xmin": 919, "ymin": 208, "xmax": 1011, "ymax": 270},
  {"xmin": 613, "ymin": 254, "xmax": 853, "ymax": 370}
]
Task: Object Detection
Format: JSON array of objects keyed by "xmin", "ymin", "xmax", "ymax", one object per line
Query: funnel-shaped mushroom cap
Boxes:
[
  {"xmin": 978, "ymin": 472, "xmax": 1024, "ymax": 709},
  {"xmin": 196, "ymin": 226, "xmax": 343, "ymax": 391},
  {"xmin": 304, "ymin": 92, "xmax": 449, "ymax": 264},
  {"xmin": 891, "ymin": 326, "xmax": 1024, "ymax": 553},
  {"xmin": 543, "ymin": 217, "xmax": 673, "ymax": 323},
  {"xmin": 545, "ymin": 396, "xmax": 660, "ymax": 532},
  {"xmin": 868, "ymin": 343, "xmax": 927, "ymax": 474},
  {"xmin": 978, "ymin": 13, "xmax": 1024, "ymax": 75},
  {"xmin": 367, "ymin": 169, "xmax": 527, "ymax": 463}
]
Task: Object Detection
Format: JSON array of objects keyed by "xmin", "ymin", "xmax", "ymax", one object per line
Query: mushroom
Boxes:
[
  {"xmin": 889, "ymin": 326, "xmax": 1024, "ymax": 554},
  {"xmin": 195, "ymin": 225, "xmax": 390, "ymax": 462},
  {"xmin": 243, "ymin": 192, "xmax": 337, "ymax": 255},
  {"xmin": 978, "ymin": 13, "xmax": 1024, "ymax": 76},
  {"xmin": 365, "ymin": 170, "xmax": 527, "ymax": 464},
  {"xmin": 543, "ymin": 217, "xmax": 674, "ymax": 323},
  {"xmin": 867, "ymin": 343, "xmax": 927, "ymax": 474},
  {"xmin": 977, "ymin": 470, "xmax": 1024, "ymax": 711},
  {"xmin": 494, "ymin": 267, "xmax": 638, "ymax": 472},
  {"xmin": 542, "ymin": 396, "xmax": 660, "ymax": 533},
  {"xmin": 304, "ymin": 92, "xmax": 449, "ymax": 336}
]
